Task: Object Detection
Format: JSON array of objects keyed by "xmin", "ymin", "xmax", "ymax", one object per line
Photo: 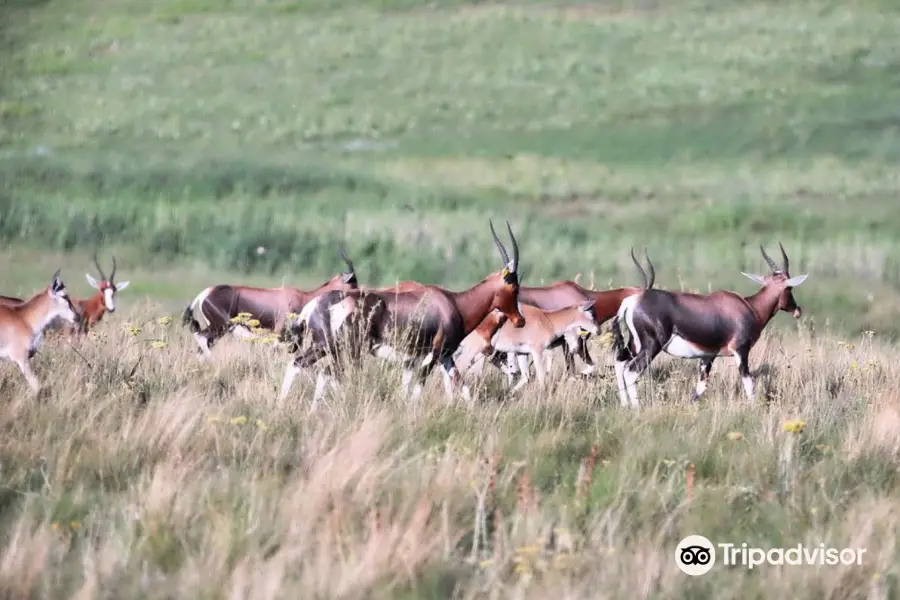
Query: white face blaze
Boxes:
[{"xmin": 104, "ymin": 287, "xmax": 116, "ymax": 311}]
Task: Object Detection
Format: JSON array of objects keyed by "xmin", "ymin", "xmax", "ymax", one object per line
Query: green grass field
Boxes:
[
  {"xmin": 3, "ymin": 0, "xmax": 900, "ymax": 336},
  {"xmin": 2, "ymin": 0, "xmax": 900, "ymax": 597}
]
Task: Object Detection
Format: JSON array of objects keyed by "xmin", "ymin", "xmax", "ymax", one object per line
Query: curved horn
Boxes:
[
  {"xmin": 92, "ymin": 252, "xmax": 107, "ymax": 281},
  {"xmin": 630, "ymin": 247, "xmax": 649, "ymax": 289},
  {"xmin": 489, "ymin": 220, "xmax": 510, "ymax": 267},
  {"xmin": 760, "ymin": 244, "xmax": 779, "ymax": 273},
  {"xmin": 109, "ymin": 255, "xmax": 117, "ymax": 282},
  {"xmin": 52, "ymin": 268, "xmax": 61, "ymax": 282},
  {"xmin": 339, "ymin": 245, "xmax": 355, "ymax": 274},
  {"xmin": 644, "ymin": 248, "xmax": 656, "ymax": 289},
  {"xmin": 506, "ymin": 220, "xmax": 519, "ymax": 273},
  {"xmin": 778, "ymin": 242, "xmax": 789, "ymax": 273}
]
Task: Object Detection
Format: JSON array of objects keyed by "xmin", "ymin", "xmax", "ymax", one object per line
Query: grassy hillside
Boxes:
[{"xmin": 2, "ymin": 0, "xmax": 900, "ymax": 335}]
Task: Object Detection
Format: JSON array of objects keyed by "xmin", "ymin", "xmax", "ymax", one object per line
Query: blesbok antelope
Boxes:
[
  {"xmin": 0, "ymin": 270, "xmax": 81, "ymax": 394},
  {"xmin": 611, "ymin": 243, "xmax": 809, "ymax": 408},
  {"xmin": 470, "ymin": 301, "xmax": 600, "ymax": 392},
  {"xmin": 507, "ymin": 249, "xmax": 656, "ymax": 377},
  {"xmin": 70, "ymin": 253, "xmax": 130, "ymax": 334},
  {"xmin": 280, "ymin": 220, "xmax": 525, "ymax": 404},
  {"xmin": 182, "ymin": 248, "xmax": 359, "ymax": 357}
]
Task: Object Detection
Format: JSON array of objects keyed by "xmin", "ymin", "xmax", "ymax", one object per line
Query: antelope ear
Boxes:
[
  {"xmin": 85, "ymin": 274, "xmax": 100, "ymax": 289},
  {"xmin": 115, "ymin": 280, "xmax": 130, "ymax": 291},
  {"xmin": 785, "ymin": 274, "xmax": 808, "ymax": 288},
  {"xmin": 740, "ymin": 272, "xmax": 767, "ymax": 285},
  {"xmin": 51, "ymin": 270, "xmax": 63, "ymax": 291}
]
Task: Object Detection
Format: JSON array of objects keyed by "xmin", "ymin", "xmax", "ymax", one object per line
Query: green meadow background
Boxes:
[{"xmin": 2, "ymin": 0, "xmax": 899, "ymax": 338}]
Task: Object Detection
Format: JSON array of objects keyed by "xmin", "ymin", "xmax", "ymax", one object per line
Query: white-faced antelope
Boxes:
[
  {"xmin": 0, "ymin": 270, "xmax": 81, "ymax": 394},
  {"xmin": 611, "ymin": 243, "xmax": 808, "ymax": 408},
  {"xmin": 473, "ymin": 301, "xmax": 599, "ymax": 393},
  {"xmin": 511, "ymin": 249, "xmax": 655, "ymax": 377},
  {"xmin": 182, "ymin": 248, "xmax": 359, "ymax": 357},
  {"xmin": 280, "ymin": 220, "xmax": 525, "ymax": 405},
  {"xmin": 69, "ymin": 253, "xmax": 130, "ymax": 334}
]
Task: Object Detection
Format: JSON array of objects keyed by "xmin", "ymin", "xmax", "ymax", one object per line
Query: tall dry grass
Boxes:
[{"xmin": 0, "ymin": 300, "xmax": 897, "ymax": 599}]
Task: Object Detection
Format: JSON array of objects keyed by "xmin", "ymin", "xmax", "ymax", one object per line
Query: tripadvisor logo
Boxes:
[
  {"xmin": 675, "ymin": 535, "xmax": 867, "ymax": 575},
  {"xmin": 676, "ymin": 535, "xmax": 715, "ymax": 576}
]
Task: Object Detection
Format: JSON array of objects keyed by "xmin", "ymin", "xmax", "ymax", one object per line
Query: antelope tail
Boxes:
[
  {"xmin": 281, "ymin": 294, "xmax": 329, "ymax": 353},
  {"xmin": 279, "ymin": 321, "xmax": 305, "ymax": 354},
  {"xmin": 611, "ymin": 294, "xmax": 639, "ymax": 362},
  {"xmin": 610, "ymin": 315, "xmax": 627, "ymax": 357},
  {"xmin": 184, "ymin": 286, "xmax": 214, "ymax": 331},
  {"xmin": 181, "ymin": 303, "xmax": 198, "ymax": 332}
]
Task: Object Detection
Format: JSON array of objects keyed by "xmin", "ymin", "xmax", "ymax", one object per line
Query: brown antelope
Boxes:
[
  {"xmin": 490, "ymin": 248, "xmax": 655, "ymax": 381},
  {"xmin": 0, "ymin": 270, "xmax": 81, "ymax": 394},
  {"xmin": 183, "ymin": 247, "xmax": 359, "ymax": 357},
  {"xmin": 508, "ymin": 249, "xmax": 656, "ymax": 377},
  {"xmin": 611, "ymin": 243, "xmax": 808, "ymax": 408},
  {"xmin": 71, "ymin": 253, "xmax": 130, "ymax": 334},
  {"xmin": 466, "ymin": 301, "xmax": 599, "ymax": 392},
  {"xmin": 279, "ymin": 220, "xmax": 525, "ymax": 405}
]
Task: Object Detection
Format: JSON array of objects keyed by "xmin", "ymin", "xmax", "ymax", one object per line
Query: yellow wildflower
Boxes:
[
  {"xmin": 150, "ymin": 340, "xmax": 167, "ymax": 349},
  {"xmin": 256, "ymin": 419, "xmax": 267, "ymax": 430},
  {"xmin": 125, "ymin": 324, "xmax": 141, "ymax": 336},
  {"xmin": 726, "ymin": 431, "xmax": 744, "ymax": 441},
  {"xmin": 157, "ymin": 316, "xmax": 172, "ymax": 326},
  {"xmin": 70, "ymin": 521, "xmax": 81, "ymax": 530},
  {"xmin": 782, "ymin": 419, "xmax": 806, "ymax": 434},
  {"xmin": 230, "ymin": 416, "xmax": 247, "ymax": 425}
]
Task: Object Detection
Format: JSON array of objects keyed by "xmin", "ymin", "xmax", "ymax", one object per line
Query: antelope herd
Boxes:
[{"xmin": 0, "ymin": 224, "xmax": 809, "ymax": 407}]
